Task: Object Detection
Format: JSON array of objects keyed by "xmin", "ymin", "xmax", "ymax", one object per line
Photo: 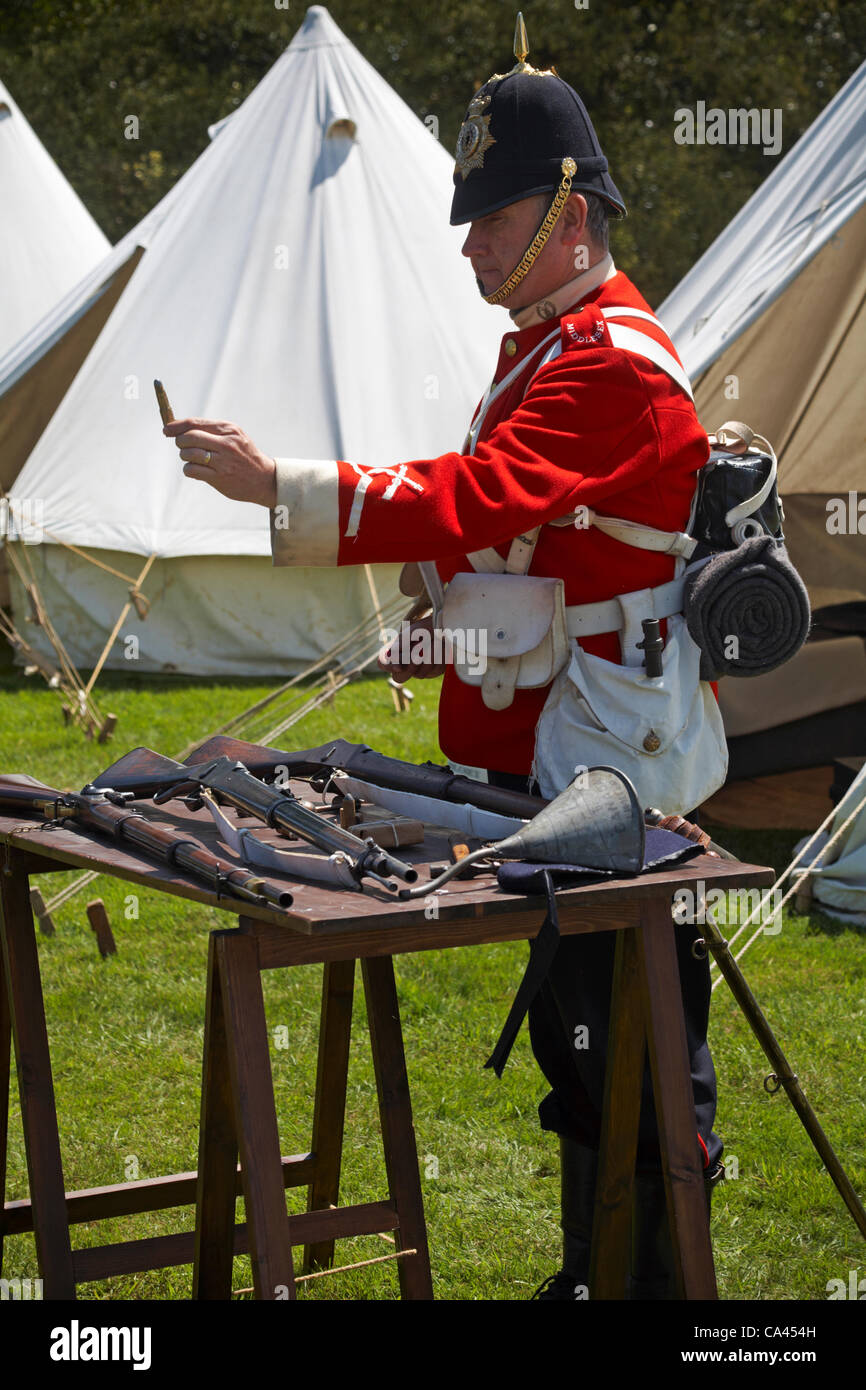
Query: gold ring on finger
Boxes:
[{"xmin": 203, "ymin": 450, "xmax": 212, "ymax": 464}]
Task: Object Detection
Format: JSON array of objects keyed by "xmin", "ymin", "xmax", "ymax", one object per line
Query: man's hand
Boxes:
[
  {"xmin": 164, "ymin": 418, "xmax": 278, "ymax": 508},
  {"xmin": 378, "ymin": 617, "xmax": 448, "ymax": 683}
]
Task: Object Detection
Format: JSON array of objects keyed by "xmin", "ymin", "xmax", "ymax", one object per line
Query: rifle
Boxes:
[
  {"xmin": 98, "ymin": 736, "xmax": 547, "ymax": 821},
  {"xmin": 92, "ymin": 751, "xmax": 420, "ymax": 893},
  {"xmin": 0, "ymin": 776, "xmax": 293, "ymax": 911}
]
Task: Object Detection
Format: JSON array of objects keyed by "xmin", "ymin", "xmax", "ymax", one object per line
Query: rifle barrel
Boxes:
[{"xmin": 0, "ymin": 779, "xmax": 293, "ymax": 911}]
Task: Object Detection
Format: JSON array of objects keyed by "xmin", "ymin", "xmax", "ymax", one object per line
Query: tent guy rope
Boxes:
[
  {"xmin": 709, "ymin": 780, "xmax": 866, "ymax": 990},
  {"xmin": 708, "ymin": 783, "xmax": 866, "ymax": 989}
]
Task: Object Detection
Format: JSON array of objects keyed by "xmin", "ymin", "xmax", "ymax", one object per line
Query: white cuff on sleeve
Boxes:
[{"xmin": 270, "ymin": 457, "xmax": 340, "ymax": 566}]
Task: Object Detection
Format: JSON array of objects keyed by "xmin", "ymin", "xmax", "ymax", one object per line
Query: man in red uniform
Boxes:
[{"xmin": 167, "ymin": 23, "xmax": 725, "ymax": 1299}]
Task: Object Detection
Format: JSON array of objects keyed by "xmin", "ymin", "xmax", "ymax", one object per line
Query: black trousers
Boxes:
[{"xmin": 488, "ymin": 769, "xmax": 722, "ymax": 1172}]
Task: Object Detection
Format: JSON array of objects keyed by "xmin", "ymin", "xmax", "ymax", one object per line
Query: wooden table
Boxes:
[{"xmin": 0, "ymin": 789, "xmax": 774, "ymax": 1300}]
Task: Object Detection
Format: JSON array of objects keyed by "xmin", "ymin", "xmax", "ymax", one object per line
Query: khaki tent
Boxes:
[{"xmin": 658, "ymin": 60, "xmax": 866, "ymax": 779}]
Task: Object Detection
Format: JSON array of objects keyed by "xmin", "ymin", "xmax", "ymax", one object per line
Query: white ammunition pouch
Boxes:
[
  {"xmin": 532, "ymin": 615, "xmax": 728, "ymax": 812},
  {"xmin": 441, "ymin": 571, "xmax": 570, "ymax": 712}
]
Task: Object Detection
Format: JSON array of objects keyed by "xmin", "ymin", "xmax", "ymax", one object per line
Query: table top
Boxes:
[{"xmin": 0, "ymin": 779, "xmax": 775, "ymax": 958}]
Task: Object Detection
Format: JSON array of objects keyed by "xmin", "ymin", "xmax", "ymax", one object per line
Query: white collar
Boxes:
[{"xmin": 509, "ymin": 255, "xmax": 617, "ymax": 330}]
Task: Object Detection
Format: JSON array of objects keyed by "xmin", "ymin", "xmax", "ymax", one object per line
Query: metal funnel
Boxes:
[
  {"xmin": 399, "ymin": 765, "xmax": 644, "ymax": 898},
  {"xmin": 491, "ymin": 766, "xmax": 644, "ymax": 873}
]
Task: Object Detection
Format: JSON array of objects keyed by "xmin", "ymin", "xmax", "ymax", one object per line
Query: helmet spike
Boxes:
[
  {"xmin": 488, "ymin": 12, "xmax": 553, "ymax": 83},
  {"xmin": 514, "ymin": 12, "xmax": 529, "ymax": 66}
]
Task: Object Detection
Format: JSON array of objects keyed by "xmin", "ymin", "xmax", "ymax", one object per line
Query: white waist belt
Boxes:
[{"xmin": 565, "ymin": 575, "xmax": 686, "ymax": 639}]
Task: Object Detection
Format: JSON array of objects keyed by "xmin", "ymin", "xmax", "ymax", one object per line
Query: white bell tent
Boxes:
[
  {"xmin": 1, "ymin": 6, "xmax": 501, "ymax": 676},
  {"xmin": 810, "ymin": 762, "xmax": 866, "ymax": 924},
  {"xmin": 0, "ymin": 77, "xmax": 110, "ymax": 362}
]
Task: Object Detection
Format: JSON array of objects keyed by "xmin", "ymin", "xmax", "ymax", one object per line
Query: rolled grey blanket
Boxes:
[{"xmin": 684, "ymin": 536, "xmax": 811, "ymax": 680}]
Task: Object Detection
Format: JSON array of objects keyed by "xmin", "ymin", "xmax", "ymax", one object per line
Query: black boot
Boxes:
[
  {"xmin": 628, "ymin": 1159, "xmax": 725, "ymax": 1300},
  {"xmin": 532, "ymin": 1137, "xmax": 598, "ymax": 1300}
]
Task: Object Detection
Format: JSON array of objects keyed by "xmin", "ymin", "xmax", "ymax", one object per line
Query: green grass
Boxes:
[{"xmin": 1, "ymin": 647, "xmax": 864, "ymax": 1301}]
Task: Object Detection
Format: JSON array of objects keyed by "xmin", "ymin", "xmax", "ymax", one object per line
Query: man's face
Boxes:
[
  {"xmin": 460, "ymin": 192, "xmax": 589, "ymax": 310},
  {"xmin": 460, "ymin": 195, "xmax": 550, "ymax": 303}
]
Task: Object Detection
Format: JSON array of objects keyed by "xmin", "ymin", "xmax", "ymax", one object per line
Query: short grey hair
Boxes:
[{"xmin": 584, "ymin": 192, "xmax": 610, "ymax": 252}]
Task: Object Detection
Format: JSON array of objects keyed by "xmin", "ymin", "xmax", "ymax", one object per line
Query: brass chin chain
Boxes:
[{"xmin": 483, "ymin": 157, "xmax": 577, "ymax": 306}]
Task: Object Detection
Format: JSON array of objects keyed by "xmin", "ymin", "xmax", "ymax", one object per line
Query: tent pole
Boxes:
[
  {"xmin": 363, "ymin": 564, "xmax": 387, "ymax": 643},
  {"xmin": 83, "ymin": 553, "xmax": 155, "ymax": 697},
  {"xmin": 703, "ymin": 903, "xmax": 866, "ymax": 1242},
  {"xmin": 174, "ymin": 590, "xmax": 405, "ymax": 758},
  {"xmin": 27, "ymin": 526, "xmax": 145, "ymax": 586},
  {"xmin": 711, "ymin": 783, "xmax": 866, "ymax": 973},
  {"xmin": 3, "ymin": 537, "xmax": 105, "ymax": 732},
  {"xmin": 181, "ymin": 593, "xmax": 403, "ymax": 740},
  {"xmin": 247, "ymin": 602, "xmax": 404, "ymax": 745}
]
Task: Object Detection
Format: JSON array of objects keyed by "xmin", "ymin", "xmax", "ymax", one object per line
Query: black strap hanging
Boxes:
[{"xmin": 485, "ymin": 870, "xmax": 561, "ymax": 1077}]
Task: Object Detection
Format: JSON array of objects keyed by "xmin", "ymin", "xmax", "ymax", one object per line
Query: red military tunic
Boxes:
[{"xmin": 273, "ymin": 268, "xmax": 708, "ymax": 774}]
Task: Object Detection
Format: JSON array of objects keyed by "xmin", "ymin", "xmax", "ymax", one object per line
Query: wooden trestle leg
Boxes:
[
  {"xmin": 362, "ymin": 956, "xmax": 433, "ymax": 1299},
  {"xmin": 303, "ymin": 958, "xmax": 355, "ymax": 1274},
  {"xmin": 193, "ymin": 930, "xmax": 240, "ymax": 1299},
  {"xmin": 591, "ymin": 899, "xmax": 718, "ymax": 1300},
  {"xmin": 0, "ymin": 898, "xmax": 11, "ymax": 1277},
  {"xmin": 0, "ymin": 860, "xmax": 75, "ymax": 1297},
  {"xmin": 639, "ymin": 898, "xmax": 717, "ymax": 1299},
  {"xmin": 591, "ymin": 925, "xmax": 647, "ymax": 1299},
  {"xmin": 194, "ymin": 929, "xmax": 295, "ymax": 1300}
]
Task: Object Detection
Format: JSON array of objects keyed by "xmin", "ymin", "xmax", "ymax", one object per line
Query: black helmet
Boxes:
[{"xmin": 450, "ymin": 18, "xmax": 626, "ymax": 227}]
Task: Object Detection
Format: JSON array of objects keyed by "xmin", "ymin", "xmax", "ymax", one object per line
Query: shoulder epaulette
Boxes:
[{"xmin": 560, "ymin": 304, "xmax": 612, "ymax": 352}]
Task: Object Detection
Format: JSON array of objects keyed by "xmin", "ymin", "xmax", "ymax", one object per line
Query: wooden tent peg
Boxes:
[
  {"xmin": 86, "ymin": 899, "xmax": 118, "ymax": 957},
  {"xmin": 97, "ymin": 713, "xmax": 118, "ymax": 744},
  {"xmin": 30, "ymin": 887, "xmax": 56, "ymax": 936}
]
